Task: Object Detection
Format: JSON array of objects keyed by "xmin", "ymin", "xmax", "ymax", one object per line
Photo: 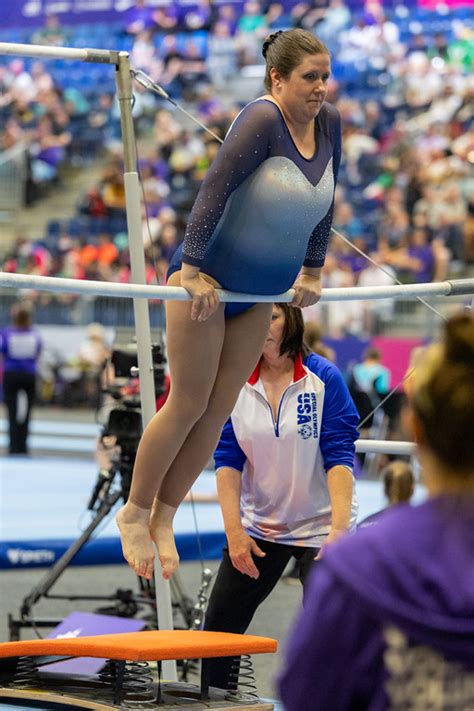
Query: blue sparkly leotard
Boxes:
[{"xmin": 168, "ymin": 98, "xmax": 341, "ymax": 316}]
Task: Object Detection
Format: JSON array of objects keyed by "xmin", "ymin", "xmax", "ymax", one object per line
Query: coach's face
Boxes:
[{"xmin": 262, "ymin": 305, "xmax": 285, "ymax": 359}]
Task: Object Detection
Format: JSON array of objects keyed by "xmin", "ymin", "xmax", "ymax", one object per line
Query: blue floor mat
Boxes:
[{"xmin": 0, "ymin": 451, "xmax": 426, "ymax": 570}]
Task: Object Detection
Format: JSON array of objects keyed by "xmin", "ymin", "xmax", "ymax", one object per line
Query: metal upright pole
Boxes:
[
  {"xmin": 0, "ymin": 42, "xmax": 177, "ymax": 679},
  {"xmin": 115, "ymin": 52, "xmax": 177, "ymax": 682}
]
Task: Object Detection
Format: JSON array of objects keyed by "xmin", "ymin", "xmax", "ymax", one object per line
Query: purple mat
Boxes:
[{"xmin": 42, "ymin": 611, "xmax": 145, "ymax": 676}]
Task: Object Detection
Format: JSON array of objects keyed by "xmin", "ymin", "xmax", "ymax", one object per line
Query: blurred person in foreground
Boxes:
[
  {"xmin": 1, "ymin": 303, "xmax": 42, "ymax": 455},
  {"xmin": 279, "ymin": 312, "xmax": 474, "ymax": 710}
]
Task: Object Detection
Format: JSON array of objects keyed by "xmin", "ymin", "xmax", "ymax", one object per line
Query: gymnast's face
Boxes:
[{"xmin": 272, "ymin": 53, "xmax": 330, "ymax": 123}]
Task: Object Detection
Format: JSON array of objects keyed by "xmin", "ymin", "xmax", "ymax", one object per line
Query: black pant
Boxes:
[
  {"xmin": 3, "ymin": 371, "xmax": 36, "ymax": 454},
  {"xmin": 203, "ymin": 537, "xmax": 318, "ymax": 689}
]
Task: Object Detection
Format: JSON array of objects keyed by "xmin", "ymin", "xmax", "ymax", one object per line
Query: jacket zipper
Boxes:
[{"xmin": 254, "ymin": 380, "xmax": 305, "ymax": 438}]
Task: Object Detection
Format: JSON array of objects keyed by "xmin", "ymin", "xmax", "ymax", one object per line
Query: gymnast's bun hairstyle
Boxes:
[
  {"xmin": 262, "ymin": 29, "xmax": 330, "ymax": 92},
  {"xmin": 262, "ymin": 30, "xmax": 284, "ymax": 59},
  {"xmin": 411, "ymin": 313, "xmax": 474, "ymax": 474}
]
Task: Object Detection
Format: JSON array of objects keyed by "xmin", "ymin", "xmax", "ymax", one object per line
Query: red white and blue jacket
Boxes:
[{"xmin": 214, "ymin": 353, "xmax": 360, "ymax": 547}]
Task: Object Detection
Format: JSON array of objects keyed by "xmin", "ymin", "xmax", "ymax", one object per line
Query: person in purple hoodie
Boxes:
[
  {"xmin": 1, "ymin": 303, "xmax": 42, "ymax": 455},
  {"xmin": 278, "ymin": 312, "xmax": 474, "ymax": 711}
]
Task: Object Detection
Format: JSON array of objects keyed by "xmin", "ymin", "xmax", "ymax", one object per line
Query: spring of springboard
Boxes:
[
  {"xmin": 98, "ymin": 658, "xmax": 118, "ymax": 686},
  {"xmin": 11, "ymin": 656, "xmax": 40, "ymax": 688},
  {"xmin": 226, "ymin": 654, "xmax": 259, "ymax": 703},
  {"xmin": 101, "ymin": 659, "xmax": 156, "ymax": 707}
]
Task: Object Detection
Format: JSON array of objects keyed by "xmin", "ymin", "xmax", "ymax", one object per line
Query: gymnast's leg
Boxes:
[
  {"xmin": 116, "ymin": 271, "xmax": 226, "ymax": 579},
  {"xmin": 149, "ymin": 301, "xmax": 273, "ymax": 574}
]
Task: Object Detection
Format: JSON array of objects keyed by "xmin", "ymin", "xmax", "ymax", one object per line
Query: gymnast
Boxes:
[{"xmin": 117, "ymin": 28, "xmax": 343, "ymax": 580}]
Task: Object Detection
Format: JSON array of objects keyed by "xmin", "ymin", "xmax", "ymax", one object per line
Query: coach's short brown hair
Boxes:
[{"xmin": 275, "ymin": 303, "xmax": 310, "ymax": 360}]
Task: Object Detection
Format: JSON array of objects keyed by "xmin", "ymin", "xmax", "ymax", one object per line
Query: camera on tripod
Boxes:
[
  {"xmin": 105, "ymin": 340, "xmax": 167, "ymax": 443},
  {"xmin": 87, "ymin": 336, "xmax": 167, "ymax": 512}
]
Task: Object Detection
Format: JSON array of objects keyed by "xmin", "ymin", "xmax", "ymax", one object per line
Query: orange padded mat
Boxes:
[{"xmin": 0, "ymin": 631, "xmax": 277, "ymax": 662}]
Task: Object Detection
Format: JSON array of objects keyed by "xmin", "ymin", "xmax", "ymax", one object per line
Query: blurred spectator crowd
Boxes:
[{"xmin": 0, "ymin": 0, "xmax": 473, "ymax": 337}]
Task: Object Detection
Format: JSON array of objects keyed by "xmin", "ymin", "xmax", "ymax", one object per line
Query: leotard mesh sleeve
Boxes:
[
  {"xmin": 181, "ymin": 101, "xmax": 276, "ymax": 266},
  {"xmin": 303, "ymin": 110, "xmax": 342, "ymax": 268}
]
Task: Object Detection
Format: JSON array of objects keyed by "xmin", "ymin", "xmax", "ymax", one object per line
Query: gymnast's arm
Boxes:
[{"xmin": 214, "ymin": 418, "xmax": 265, "ymax": 579}]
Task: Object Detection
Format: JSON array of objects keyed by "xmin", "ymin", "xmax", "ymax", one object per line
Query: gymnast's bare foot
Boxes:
[
  {"xmin": 149, "ymin": 499, "xmax": 179, "ymax": 580},
  {"xmin": 116, "ymin": 502, "xmax": 154, "ymax": 580}
]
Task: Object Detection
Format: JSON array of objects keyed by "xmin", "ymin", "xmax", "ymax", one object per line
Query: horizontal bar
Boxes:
[
  {"xmin": 0, "ymin": 272, "xmax": 472, "ymax": 303},
  {"xmin": 0, "ymin": 42, "xmax": 120, "ymax": 64},
  {"xmin": 447, "ymin": 279, "xmax": 474, "ymax": 296},
  {"xmin": 355, "ymin": 440, "xmax": 416, "ymax": 456},
  {"xmin": 0, "ymin": 414, "xmax": 415, "ymax": 456},
  {"xmin": 0, "ymin": 427, "xmax": 416, "ymax": 457}
]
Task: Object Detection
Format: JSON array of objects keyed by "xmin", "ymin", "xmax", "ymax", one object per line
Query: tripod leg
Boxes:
[{"xmin": 20, "ymin": 490, "xmax": 123, "ymax": 620}]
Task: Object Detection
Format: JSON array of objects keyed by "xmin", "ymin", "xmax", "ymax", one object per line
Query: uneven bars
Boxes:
[
  {"xmin": 0, "ymin": 41, "xmax": 118, "ymax": 64},
  {"xmin": 356, "ymin": 440, "xmax": 415, "ymax": 456},
  {"xmin": 0, "ymin": 273, "xmax": 472, "ymax": 302}
]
